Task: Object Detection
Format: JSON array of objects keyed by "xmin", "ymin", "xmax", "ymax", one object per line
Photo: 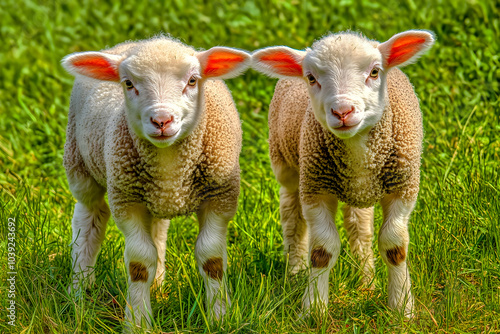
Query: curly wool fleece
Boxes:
[
  {"xmin": 64, "ymin": 39, "xmax": 242, "ymax": 220},
  {"xmin": 269, "ymin": 68, "xmax": 422, "ymax": 207}
]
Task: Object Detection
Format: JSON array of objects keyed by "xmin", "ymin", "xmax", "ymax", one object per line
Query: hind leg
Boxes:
[
  {"xmin": 68, "ymin": 173, "xmax": 110, "ymax": 292},
  {"xmin": 343, "ymin": 205, "xmax": 375, "ymax": 289},
  {"xmin": 151, "ymin": 218, "xmax": 170, "ymax": 291},
  {"xmin": 273, "ymin": 163, "xmax": 308, "ymax": 274}
]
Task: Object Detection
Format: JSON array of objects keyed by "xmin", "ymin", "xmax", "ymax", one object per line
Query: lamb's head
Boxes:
[
  {"xmin": 62, "ymin": 37, "xmax": 250, "ymax": 147},
  {"xmin": 252, "ymin": 30, "xmax": 434, "ymax": 139}
]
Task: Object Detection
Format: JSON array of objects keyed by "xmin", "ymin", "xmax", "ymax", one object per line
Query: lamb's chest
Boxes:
[
  {"xmin": 143, "ymin": 177, "xmax": 202, "ymax": 219},
  {"xmin": 336, "ymin": 172, "xmax": 385, "ymax": 208}
]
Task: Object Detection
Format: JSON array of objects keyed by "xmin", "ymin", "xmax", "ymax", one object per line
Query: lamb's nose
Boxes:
[
  {"xmin": 150, "ymin": 115, "xmax": 174, "ymax": 131},
  {"xmin": 331, "ymin": 106, "xmax": 355, "ymax": 120}
]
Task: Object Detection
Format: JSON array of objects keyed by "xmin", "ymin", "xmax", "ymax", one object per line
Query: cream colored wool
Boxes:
[
  {"xmin": 65, "ymin": 41, "xmax": 241, "ymax": 218},
  {"xmin": 269, "ymin": 69, "xmax": 422, "ymax": 208},
  {"xmin": 65, "ymin": 79, "xmax": 242, "ymax": 219}
]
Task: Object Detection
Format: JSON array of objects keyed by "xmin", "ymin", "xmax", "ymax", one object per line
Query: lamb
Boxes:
[
  {"xmin": 61, "ymin": 36, "xmax": 250, "ymax": 331},
  {"xmin": 252, "ymin": 30, "xmax": 435, "ymax": 317}
]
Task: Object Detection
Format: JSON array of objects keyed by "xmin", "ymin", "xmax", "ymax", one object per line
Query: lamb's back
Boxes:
[
  {"xmin": 64, "ymin": 77, "xmax": 123, "ymax": 188},
  {"xmin": 268, "ymin": 79, "xmax": 310, "ymax": 170},
  {"xmin": 384, "ymin": 68, "xmax": 423, "ymax": 202}
]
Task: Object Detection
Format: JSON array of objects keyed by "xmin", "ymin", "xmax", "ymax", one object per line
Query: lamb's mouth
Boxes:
[
  {"xmin": 150, "ymin": 130, "xmax": 179, "ymax": 140},
  {"xmin": 333, "ymin": 121, "xmax": 361, "ymax": 131},
  {"xmin": 335, "ymin": 124, "xmax": 356, "ymax": 131}
]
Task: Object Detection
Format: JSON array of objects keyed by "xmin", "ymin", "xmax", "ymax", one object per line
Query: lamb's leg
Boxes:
[
  {"xmin": 114, "ymin": 204, "xmax": 157, "ymax": 332},
  {"xmin": 195, "ymin": 200, "xmax": 234, "ymax": 321},
  {"xmin": 379, "ymin": 193, "xmax": 415, "ymax": 317},
  {"xmin": 343, "ymin": 205, "xmax": 375, "ymax": 289},
  {"xmin": 273, "ymin": 163, "xmax": 308, "ymax": 274},
  {"xmin": 151, "ymin": 218, "xmax": 170, "ymax": 291},
  {"xmin": 302, "ymin": 195, "xmax": 341, "ymax": 314},
  {"xmin": 68, "ymin": 176, "xmax": 110, "ymax": 292}
]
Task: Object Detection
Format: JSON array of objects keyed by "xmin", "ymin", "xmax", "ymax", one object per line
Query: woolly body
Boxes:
[
  {"xmin": 65, "ymin": 41, "xmax": 241, "ymax": 219},
  {"xmin": 270, "ymin": 68, "xmax": 422, "ymax": 208}
]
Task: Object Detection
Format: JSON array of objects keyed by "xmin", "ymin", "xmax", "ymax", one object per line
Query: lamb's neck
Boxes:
[
  {"xmin": 342, "ymin": 131, "xmax": 370, "ymax": 170},
  {"xmin": 131, "ymin": 127, "xmax": 204, "ymax": 181},
  {"xmin": 343, "ymin": 131, "xmax": 369, "ymax": 150}
]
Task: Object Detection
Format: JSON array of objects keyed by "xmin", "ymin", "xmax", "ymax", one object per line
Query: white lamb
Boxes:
[
  {"xmin": 61, "ymin": 36, "xmax": 250, "ymax": 331},
  {"xmin": 252, "ymin": 30, "xmax": 435, "ymax": 316}
]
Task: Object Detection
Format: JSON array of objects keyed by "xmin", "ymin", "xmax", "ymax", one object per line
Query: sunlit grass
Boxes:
[{"xmin": 0, "ymin": 0, "xmax": 499, "ymax": 332}]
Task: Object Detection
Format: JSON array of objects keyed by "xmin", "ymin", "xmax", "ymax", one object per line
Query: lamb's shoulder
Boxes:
[
  {"xmin": 65, "ymin": 79, "xmax": 123, "ymax": 188},
  {"xmin": 384, "ymin": 68, "xmax": 423, "ymax": 201},
  {"xmin": 201, "ymin": 80, "xmax": 242, "ymax": 186},
  {"xmin": 387, "ymin": 69, "xmax": 423, "ymax": 162},
  {"xmin": 188, "ymin": 80, "xmax": 242, "ymax": 214}
]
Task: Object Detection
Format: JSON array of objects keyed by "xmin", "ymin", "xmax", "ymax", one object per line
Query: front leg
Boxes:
[
  {"xmin": 302, "ymin": 195, "xmax": 341, "ymax": 314},
  {"xmin": 195, "ymin": 200, "xmax": 235, "ymax": 321},
  {"xmin": 379, "ymin": 193, "xmax": 415, "ymax": 317},
  {"xmin": 113, "ymin": 203, "xmax": 157, "ymax": 332}
]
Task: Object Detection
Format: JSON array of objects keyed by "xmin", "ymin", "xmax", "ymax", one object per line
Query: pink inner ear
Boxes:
[
  {"xmin": 259, "ymin": 51, "xmax": 303, "ymax": 76},
  {"xmin": 203, "ymin": 51, "xmax": 246, "ymax": 77},
  {"xmin": 387, "ymin": 36, "xmax": 427, "ymax": 67},
  {"xmin": 72, "ymin": 56, "xmax": 119, "ymax": 81}
]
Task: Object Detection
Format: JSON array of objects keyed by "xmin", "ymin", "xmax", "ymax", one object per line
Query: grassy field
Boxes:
[{"xmin": 0, "ymin": 0, "xmax": 499, "ymax": 332}]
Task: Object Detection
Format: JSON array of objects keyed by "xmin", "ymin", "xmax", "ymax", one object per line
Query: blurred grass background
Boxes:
[{"xmin": 0, "ymin": 0, "xmax": 499, "ymax": 332}]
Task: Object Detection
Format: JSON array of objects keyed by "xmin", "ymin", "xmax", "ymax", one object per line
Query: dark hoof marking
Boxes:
[
  {"xmin": 129, "ymin": 262, "xmax": 148, "ymax": 282},
  {"xmin": 203, "ymin": 257, "xmax": 223, "ymax": 280},
  {"xmin": 310, "ymin": 247, "xmax": 332, "ymax": 268},
  {"xmin": 386, "ymin": 246, "xmax": 406, "ymax": 266}
]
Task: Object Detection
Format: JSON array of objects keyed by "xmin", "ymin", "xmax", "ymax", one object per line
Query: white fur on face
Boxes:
[
  {"xmin": 303, "ymin": 34, "xmax": 388, "ymax": 140},
  {"xmin": 121, "ymin": 53, "xmax": 204, "ymax": 148}
]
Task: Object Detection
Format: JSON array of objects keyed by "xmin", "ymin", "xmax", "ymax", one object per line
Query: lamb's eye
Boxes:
[
  {"xmin": 125, "ymin": 80, "xmax": 134, "ymax": 90},
  {"xmin": 307, "ymin": 74, "xmax": 317, "ymax": 85},
  {"xmin": 370, "ymin": 68, "xmax": 379, "ymax": 79},
  {"xmin": 188, "ymin": 76, "xmax": 197, "ymax": 86}
]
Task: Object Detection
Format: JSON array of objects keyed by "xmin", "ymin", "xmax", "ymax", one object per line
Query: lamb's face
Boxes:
[
  {"xmin": 252, "ymin": 30, "xmax": 435, "ymax": 140},
  {"xmin": 62, "ymin": 38, "xmax": 250, "ymax": 148},
  {"xmin": 303, "ymin": 35, "xmax": 386, "ymax": 139},
  {"xmin": 120, "ymin": 52, "xmax": 203, "ymax": 148}
]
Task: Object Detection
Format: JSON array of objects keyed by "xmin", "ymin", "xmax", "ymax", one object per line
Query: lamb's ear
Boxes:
[
  {"xmin": 61, "ymin": 51, "xmax": 124, "ymax": 82},
  {"xmin": 198, "ymin": 47, "xmax": 251, "ymax": 79},
  {"xmin": 378, "ymin": 30, "xmax": 435, "ymax": 69},
  {"xmin": 252, "ymin": 46, "xmax": 306, "ymax": 78}
]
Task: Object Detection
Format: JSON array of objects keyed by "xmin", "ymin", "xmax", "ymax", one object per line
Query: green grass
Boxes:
[{"xmin": 1, "ymin": 0, "xmax": 499, "ymax": 332}]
